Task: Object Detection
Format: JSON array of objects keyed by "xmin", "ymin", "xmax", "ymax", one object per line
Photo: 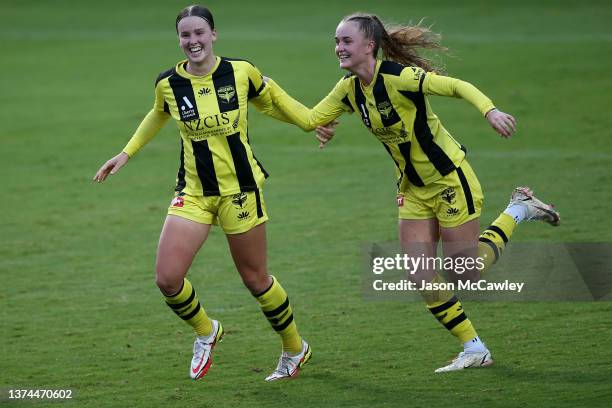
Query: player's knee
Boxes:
[
  {"xmin": 240, "ymin": 269, "xmax": 270, "ymax": 294},
  {"xmin": 155, "ymin": 273, "xmax": 183, "ymax": 296}
]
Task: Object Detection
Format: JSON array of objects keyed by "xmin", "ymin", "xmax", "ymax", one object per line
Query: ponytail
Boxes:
[{"xmin": 344, "ymin": 13, "xmax": 447, "ymax": 73}]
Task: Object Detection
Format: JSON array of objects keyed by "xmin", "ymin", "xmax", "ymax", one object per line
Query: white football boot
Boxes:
[
  {"xmin": 264, "ymin": 339, "xmax": 312, "ymax": 382},
  {"xmin": 509, "ymin": 186, "xmax": 560, "ymax": 226},
  {"xmin": 435, "ymin": 349, "xmax": 493, "ymax": 373},
  {"xmin": 190, "ymin": 319, "xmax": 223, "ymax": 380}
]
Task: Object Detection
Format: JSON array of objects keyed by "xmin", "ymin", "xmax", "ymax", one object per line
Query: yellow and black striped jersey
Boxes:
[
  {"xmin": 151, "ymin": 57, "xmax": 270, "ymax": 196},
  {"xmin": 270, "ymin": 59, "xmax": 495, "ymax": 191}
]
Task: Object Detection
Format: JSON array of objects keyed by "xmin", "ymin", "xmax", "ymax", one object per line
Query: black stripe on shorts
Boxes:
[
  {"xmin": 255, "ymin": 189, "xmax": 264, "ymax": 218},
  {"xmin": 456, "ymin": 166, "xmax": 475, "ymax": 215}
]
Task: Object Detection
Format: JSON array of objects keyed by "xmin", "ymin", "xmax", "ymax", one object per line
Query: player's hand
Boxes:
[
  {"xmin": 93, "ymin": 152, "xmax": 129, "ymax": 183},
  {"xmin": 316, "ymin": 120, "xmax": 339, "ymax": 149},
  {"xmin": 485, "ymin": 108, "xmax": 516, "ymax": 138}
]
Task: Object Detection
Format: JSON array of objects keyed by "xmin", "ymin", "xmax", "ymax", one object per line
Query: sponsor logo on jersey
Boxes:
[
  {"xmin": 171, "ymin": 196, "xmax": 185, "ymax": 207},
  {"xmin": 232, "ymin": 192, "xmax": 247, "ymax": 209},
  {"xmin": 446, "ymin": 207, "xmax": 459, "ymax": 216},
  {"xmin": 441, "ymin": 187, "xmax": 456, "ymax": 205},
  {"xmin": 217, "ymin": 85, "xmax": 236, "ymax": 104},
  {"xmin": 179, "ymin": 96, "xmax": 197, "ymax": 121},
  {"xmin": 237, "ymin": 211, "xmax": 250, "ymax": 220},
  {"xmin": 198, "ymin": 87, "xmax": 211, "ymax": 96}
]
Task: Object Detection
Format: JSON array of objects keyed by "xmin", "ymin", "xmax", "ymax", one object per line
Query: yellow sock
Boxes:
[
  {"xmin": 255, "ymin": 276, "xmax": 302, "ymax": 353},
  {"xmin": 164, "ymin": 278, "xmax": 213, "ymax": 337},
  {"xmin": 427, "ymin": 294, "xmax": 478, "ymax": 343},
  {"xmin": 478, "ymin": 213, "xmax": 517, "ymax": 273}
]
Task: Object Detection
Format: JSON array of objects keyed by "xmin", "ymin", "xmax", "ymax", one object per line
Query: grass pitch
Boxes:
[{"xmin": 2, "ymin": 0, "xmax": 612, "ymax": 407}]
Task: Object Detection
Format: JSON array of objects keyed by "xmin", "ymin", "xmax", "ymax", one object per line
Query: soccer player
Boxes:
[
  {"xmin": 265, "ymin": 13, "xmax": 561, "ymax": 372},
  {"xmin": 93, "ymin": 5, "xmax": 333, "ymax": 381}
]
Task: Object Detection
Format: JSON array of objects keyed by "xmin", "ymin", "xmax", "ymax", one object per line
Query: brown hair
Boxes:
[
  {"xmin": 176, "ymin": 5, "xmax": 215, "ymax": 32},
  {"xmin": 342, "ymin": 13, "xmax": 447, "ymax": 73}
]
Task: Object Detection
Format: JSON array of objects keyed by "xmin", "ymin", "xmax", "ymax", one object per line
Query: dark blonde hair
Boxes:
[
  {"xmin": 176, "ymin": 4, "xmax": 215, "ymax": 32},
  {"xmin": 342, "ymin": 13, "xmax": 447, "ymax": 73}
]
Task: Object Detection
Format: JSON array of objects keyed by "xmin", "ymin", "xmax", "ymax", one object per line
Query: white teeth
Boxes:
[{"xmin": 190, "ymin": 46, "xmax": 202, "ymax": 53}]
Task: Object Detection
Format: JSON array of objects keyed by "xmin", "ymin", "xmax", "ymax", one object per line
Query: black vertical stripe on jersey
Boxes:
[
  {"xmin": 212, "ymin": 58, "xmax": 239, "ymax": 113},
  {"xmin": 191, "ymin": 140, "xmax": 221, "ymax": 196},
  {"xmin": 341, "ymin": 95, "xmax": 354, "ymax": 112},
  {"xmin": 399, "ymin": 90, "xmax": 456, "ymax": 176},
  {"xmin": 353, "ymin": 79, "xmax": 372, "ymax": 129},
  {"xmin": 255, "ymin": 189, "xmax": 264, "ymax": 218},
  {"xmin": 226, "ymin": 132, "xmax": 257, "ymax": 191},
  {"xmin": 397, "ymin": 141, "xmax": 425, "ymax": 187},
  {"xmin": 378, "ymin": 60, "xmax": 405, "ymax": 76},
  {"xmin": 372, "ymin": 74, "xmax": 401, "ymax": 127},
  {"xmin": 248, "ymin": 79, "xmax": 265, "ymax": 99},
  {"xmin": 456, "ymin": 167, "xmax": 475, "ymax": 215},
  {"xmin": 168, "ymin": 73, "xmax": 199, "ymax": 121},
  {"xmin": 175, "ymin": 139, "xmax": 186, "ymax": 192}
]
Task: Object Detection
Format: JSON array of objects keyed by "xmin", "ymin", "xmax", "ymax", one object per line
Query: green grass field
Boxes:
[{"xmin": 2, "ymin": 0, "xmax": 612, "ymax": 406}]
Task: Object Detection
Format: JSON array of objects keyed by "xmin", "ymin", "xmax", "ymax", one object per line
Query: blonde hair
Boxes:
[{"xmin": 342, "ymin": 13, "xmax": 447, "ymax": 73}]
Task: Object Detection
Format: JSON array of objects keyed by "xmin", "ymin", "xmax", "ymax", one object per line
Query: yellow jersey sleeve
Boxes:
[
  {"xmin": 122, "ymin": 109, "xmax": 170, "ymax": 157},
  {"xmin": 152, "ymin": 79, "xmax": 168, "ymax": 113},
  {"xmin": 394, "ymin": 66, "xmax": 495, "ymax": 116},
  {"xmin": 268, "ymin": 78, "xmax": 350, "ymax": 131},
  {"xmin": 422, "ymin": 72, "xmax": 496, "ymax": 116}
]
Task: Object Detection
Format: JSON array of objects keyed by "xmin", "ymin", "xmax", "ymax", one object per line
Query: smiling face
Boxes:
[
  {"xmin": 177, "ymin": 16, "xmax": 217, "ymax": 65},
  {"xmin": 335, "ymin": 20, "xmax": 375, "ymax": 71}
]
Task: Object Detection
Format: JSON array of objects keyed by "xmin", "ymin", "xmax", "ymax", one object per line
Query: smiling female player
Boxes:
[
  {"xmin": 93, "ymin": 5, "xmax": 334, "ymax": 382},
  {"xmin": 265, "ymin": 13, "xmax": 560, "ymax": 372}
]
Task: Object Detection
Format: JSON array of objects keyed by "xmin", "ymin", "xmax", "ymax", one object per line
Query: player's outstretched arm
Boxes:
[
  {"xmin": 315, "ymin": 120, "xmax": 339, "ymax": 149},
  {"xmin": 93, "ymin": 152, "xmax": 129, "ymax": 183},
  {"xmin": 485, "ymin": 108, "xmax": 516, "ymax": 138}
]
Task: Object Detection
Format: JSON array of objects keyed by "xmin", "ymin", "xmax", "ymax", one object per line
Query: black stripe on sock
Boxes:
[
  {"xmin": 263, "ymin": 296, "xmax": 289, "ymax": 318},
  {"xmin": 166, "ymin": 287, "xmax": 196, "ymax": 310},
  {"xmin": 487, "ymin": 225, "xmax": 508, "ymax": 243},
  {"xmin": 456, "ymin": 167, "xmax": 475, "ymax": 215},
  {"xmin": 444, "ymin": 312, "xmax": 468, "ymax": 330},
  {"xmin": 180, "ymin": 302, "xmax": 202, "ymax": 320},
  {"xmin": 272, "ymin": 313, "xmax": 294, "ymax": 332},
  {"xmin": 428, "ymin": 295, "xmax": 458, "ymax": 315},
  {"xmin": 255, "ymin": 189, "xmax": 264, "ymax": 218},
  {"xmin": 479, "ymin": 237, "xmax": 500, "ymax": 262},
  {"xmin": 253, "ymin": 278, "xmax": 275, "ymax": 298}
]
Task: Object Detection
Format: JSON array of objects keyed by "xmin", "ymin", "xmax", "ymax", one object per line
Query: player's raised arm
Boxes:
[{"xmin": 93, "ymin": 109, "xmax": 170, "ymax": 182}]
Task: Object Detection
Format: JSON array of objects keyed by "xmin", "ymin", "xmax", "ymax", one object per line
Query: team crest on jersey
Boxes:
[
  {"xmin": 232, "ymin": 192, "xmax": 248, "ymax": 209},
  {"xmin": 440, "ymin": 187, "xmax": 456, "ymax": 205},
  {"xmin": 377, "ymin": 101, "xmax": 394, "ymax": 119},
  {"xmin": 217, "ymin": 85, "xmax": 236, "ymax": 104}
]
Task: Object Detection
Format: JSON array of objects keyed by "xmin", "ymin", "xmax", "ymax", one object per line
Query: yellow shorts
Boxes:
[
  {"xmin": 398, "ymin": 160, "xmax": 483, "ymax": 228},
  {"xmin": 167, "ymin": 189, "xmax": 268, "ymax": 234}
]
